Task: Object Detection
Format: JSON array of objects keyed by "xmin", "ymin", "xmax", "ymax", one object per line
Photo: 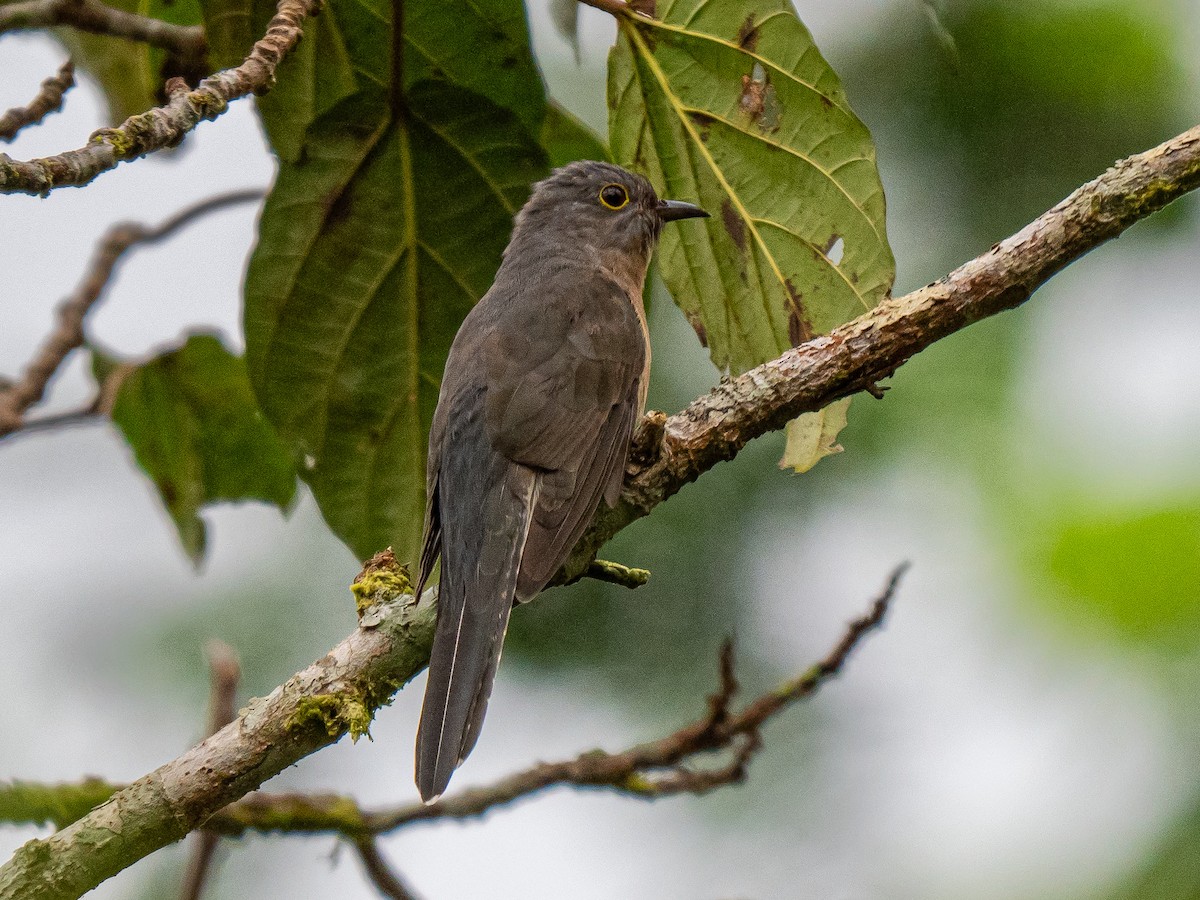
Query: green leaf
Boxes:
[
  {"xmin": 608, "ymin": 0, "xmax": 894, "ymax": 465},
  {"xmin": 404, "ymin": 0, "xmax": 546, "ymax": 132},
  {"xmin": 200, "ymin": 0, "xmax": 255, "ymax": 70},
  {"xmin": 540, "ymin": 101, "xmax": 609, "ymax": 168},
  {"xmin": 246, "ymin": 83, "xmax": 546, "ymax": 562},
  {"xmin": 101, "ymin": 334, "xmax": 297, "ymax": 565}
]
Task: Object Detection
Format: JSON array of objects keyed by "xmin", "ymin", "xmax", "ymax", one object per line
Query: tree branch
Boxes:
[
  {"xmin": 0, "ymin": 59, "xmax": 74, "ymax": 143},
  {"xmin": 1, "ymin": 123, "xmax": 1198, "ymax": 898},
  {"xmin": 0, "ymin": 0, "xmax": 319, "ymax": 195},
  {"xmin": 0, "ymin": 555, "xmax": 436, "ymax": 900},
  {"xmin": 0, "ymin": 0, "xmax": 204, "ymax": 58},
  {"xmin": 0, "ymin": 189, "xmax": 263, "ymax": 440}
]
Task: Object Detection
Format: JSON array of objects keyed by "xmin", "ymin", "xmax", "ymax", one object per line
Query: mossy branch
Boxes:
[{"xmin": 557, "ymin": 122, "xmax": 1200, "ymax": 583}]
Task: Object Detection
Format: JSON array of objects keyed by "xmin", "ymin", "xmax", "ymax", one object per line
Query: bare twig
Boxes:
[
  {"xmin": 0, "ymin": 60, "xmax": 75, "ymax": 142},
  {"xmin": 0, "ymin": 0, "xmax": 319, "ymax": 195},
  {"xmin": 179, "ymin": 642, "xmax": 241, "ymax": 900},
  {"xmin": 353, "ymin": 840, "xmax": 422, "ymax": 900},
  {"xmin": 0, "ymin": 564, "xmax": 903, "ymax": 844},
  {"xmin": 0, "ymin": 190, "xmax": 263, "ymax": 441},
  {"xmin": 356, "ymin": 563, "xmax": 904, "ymax": 831},
  {"xmin": 0, "ymin": 0, "xmax": 205, "ymax": 60}
]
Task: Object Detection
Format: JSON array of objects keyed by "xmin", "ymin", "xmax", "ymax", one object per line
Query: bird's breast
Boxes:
[{"xmin": 597, "ymin": 263, "xmax": 652, "ymax": 412}]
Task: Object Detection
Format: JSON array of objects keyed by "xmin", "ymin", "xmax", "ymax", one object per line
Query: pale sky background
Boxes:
[{"xmin": 2, "ymin": 1, "xmax": 1200, "ymax": 898}]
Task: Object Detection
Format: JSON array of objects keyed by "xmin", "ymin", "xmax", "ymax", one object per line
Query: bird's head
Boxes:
[{"xmin": 506, "ymin": 161, "xmax": 708, "ymax": 275}]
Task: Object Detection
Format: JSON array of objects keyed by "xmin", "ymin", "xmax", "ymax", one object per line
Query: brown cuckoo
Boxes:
[{"xmin": 414, "ymin": 160, "xmax": 708, "ymax": 802}]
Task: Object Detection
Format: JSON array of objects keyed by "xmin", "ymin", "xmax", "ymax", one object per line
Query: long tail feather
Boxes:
[{"xmin": 415, "ymin": 465, "xmax": 537, "ymax": 802}]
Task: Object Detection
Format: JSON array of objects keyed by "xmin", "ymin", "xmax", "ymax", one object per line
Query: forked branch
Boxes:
[{"xmin": 0, "ymin": 190, "xmax": 263, "ymax": 440}]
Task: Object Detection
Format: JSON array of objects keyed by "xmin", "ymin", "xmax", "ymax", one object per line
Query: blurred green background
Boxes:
[{"xmin": 2, "ymin": 0, "xmax": 1199, "ymax": 897}]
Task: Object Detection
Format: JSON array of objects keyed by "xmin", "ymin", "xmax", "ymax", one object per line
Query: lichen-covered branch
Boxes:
[
  {"xmin": 0, "ymin": 0, "xmax": 204, "ymax": 59},
  {"xmin": 0, "ymin": 564, "xmax": 902, "ymax": 846},
  {"xmin": 0, "ymin": 553, "xmax": 435, "ymax": 900},
  {"xmin": 0, "ymin": 0, "xmax": 318, "ymax": 195},
  {"xmin": 558, "ymin": 122, "xmax": 1200, "ymax": 582},
  {"xmin": 0, "ymin": 190, "xmax": 263, "ymax": 440},
  {"xmin": 0, "ymin": 60, "xmax": 74, "ymax": 143}
]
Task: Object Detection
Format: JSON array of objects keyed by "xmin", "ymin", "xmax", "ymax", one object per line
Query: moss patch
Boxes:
[
  {"xmin": 350, "ymin": 548, "xmax": 412, "ymax": 618},
  {"xmin": 286, "ymin": 694, "xmax": 373, "ymax": 742}
]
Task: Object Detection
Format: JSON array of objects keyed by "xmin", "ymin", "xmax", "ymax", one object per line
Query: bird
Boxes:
[{"xmin": 413, "ymin": 160, "xmax": 709, "ymax": 802}]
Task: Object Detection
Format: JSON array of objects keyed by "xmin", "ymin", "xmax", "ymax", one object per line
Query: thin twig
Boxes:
[
  {"xmin": 179, "ymin": 642, "xmax": 241, "ymax": 900},
  {"xmin": 0, "ymin": 60, "xmax": 75, "ymax": 142},
  {"xmin": 353, "ymin": 840, "xmax": 422, "ymax": 900},
  {"xmin": 0, "ymin": 0, "xmax": 319, "ymax": 195},
  {"xmin": 0, "ymin": 0, "xmax": 205, "ymax": 62},
  {"xmin": 0, "ymin": 190, "xmax": 264, "ymax": 441},
  {"xmin": 357, "ymin": 563, "xmax": 905, "ymax": 831}
]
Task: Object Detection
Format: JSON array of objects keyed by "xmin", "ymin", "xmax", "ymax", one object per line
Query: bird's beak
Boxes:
[{"xmin": 658, "ymin": 199, "xmax": 709, "ymax": 222}]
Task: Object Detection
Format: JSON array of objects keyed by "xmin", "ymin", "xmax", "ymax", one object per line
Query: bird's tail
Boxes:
[{"xmin": 415, "ymin": 465, "xmax": 538, "ymax": 803}]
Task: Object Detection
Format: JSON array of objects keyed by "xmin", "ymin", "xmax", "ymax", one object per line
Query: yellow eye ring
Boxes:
[{"xmin": 599, "ymin": 183, "xmax": 629, "ymax": 210}]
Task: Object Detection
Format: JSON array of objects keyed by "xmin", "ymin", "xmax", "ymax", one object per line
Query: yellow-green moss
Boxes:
[
  {"xmin": 286, "ymin": 694, "xmax": 373, "ymax": 742},
  {"xmin": 350, "ymin": 557, "xmax": 412, "ymax": 617}
]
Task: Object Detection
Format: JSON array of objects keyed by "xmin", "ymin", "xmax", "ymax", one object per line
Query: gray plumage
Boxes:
[{"xmin": 414, "ymin": 161, "xmax": 707, "ymax": 802}]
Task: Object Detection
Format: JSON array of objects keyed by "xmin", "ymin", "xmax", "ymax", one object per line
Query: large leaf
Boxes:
[
  {"xmin": 608, "ymin": 0, "xmax": 895, "ymax": 467},
  {"xmin": 244, "ymin": 0, "xmax": 549, "ymax": 562},
  {"xmin": 99, "ymin": 334, "xmax": 297, "ymax": 564}
]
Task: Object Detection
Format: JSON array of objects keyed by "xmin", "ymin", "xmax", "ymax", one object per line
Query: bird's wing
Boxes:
[{"xmin": 483, "ymin": 277, "xmax": 646, "ymax": 597}]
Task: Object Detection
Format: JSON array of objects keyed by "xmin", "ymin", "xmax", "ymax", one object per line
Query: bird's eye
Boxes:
[{"xmin": 599, "ymin": 183, "xmax": 629, "ymax": 210}]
